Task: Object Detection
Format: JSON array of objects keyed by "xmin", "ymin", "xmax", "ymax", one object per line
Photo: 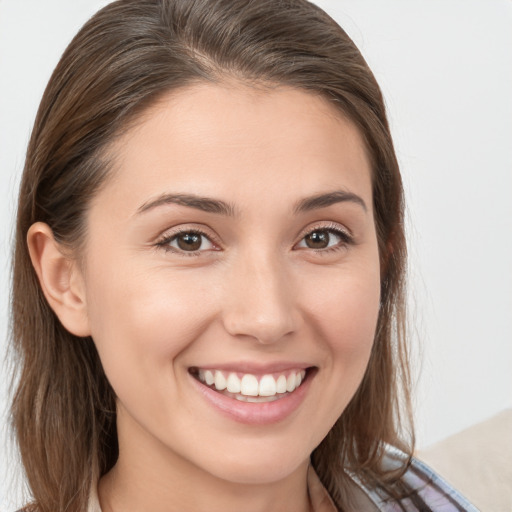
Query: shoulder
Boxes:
[{"xmin": 347, "ymin": 446, "xmax": 481, "ymax": 512}]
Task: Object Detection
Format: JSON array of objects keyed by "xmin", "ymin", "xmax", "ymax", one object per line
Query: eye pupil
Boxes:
[
  {"xmin": 305, "ymin": 230, "xmax": 329, "ymax": 249},
  {"xmin": 177, "ymin": 233, "xmax": 202, "ymax": 251}
]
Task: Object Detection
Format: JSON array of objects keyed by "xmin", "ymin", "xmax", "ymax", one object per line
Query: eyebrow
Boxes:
[
  {"xmin": 137, "ymin": 193, "xmax": 237, "ymax": 216},
  {"xmin": 294, "ymin": 190, "xmax": 367, "ymax": 214},
  {"xmin": 137, "ymin": 189, "xmax": 367, "ymax": 217}
]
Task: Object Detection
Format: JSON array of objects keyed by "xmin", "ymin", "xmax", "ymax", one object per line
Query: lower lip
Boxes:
[{"xmin": 189, "ymin": 371, "xmax": 313, "ymax": 425}]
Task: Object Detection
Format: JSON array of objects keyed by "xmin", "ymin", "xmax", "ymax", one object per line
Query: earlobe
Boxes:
[{"xmin": 27, "ymin": 222, "xmax": 91, "ymax": 337}]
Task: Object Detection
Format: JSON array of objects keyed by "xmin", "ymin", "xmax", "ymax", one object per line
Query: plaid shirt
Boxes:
[{"xmin": 309, "ymin": 446, "xmax": 481, "ymax": 512}]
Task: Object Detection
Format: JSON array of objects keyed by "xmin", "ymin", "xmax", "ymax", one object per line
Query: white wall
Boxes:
[{"xmin": 1, "ymin": 1, "xmax": 511, "ymax": 509}]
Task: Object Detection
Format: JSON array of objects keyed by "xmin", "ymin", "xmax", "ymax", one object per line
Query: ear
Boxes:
[{"xmin": 27, "ymin": 222, "xmax": 91, "ymax": 337}]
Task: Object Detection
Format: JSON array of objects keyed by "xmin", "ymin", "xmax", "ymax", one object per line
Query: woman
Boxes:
[{"xmin": 10, "ymin": 0, "xmax": 479, "ymax": 511}]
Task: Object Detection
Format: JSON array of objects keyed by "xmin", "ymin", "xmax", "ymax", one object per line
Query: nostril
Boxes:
[
  {"xmin": 222, "ymin": 313, "xmax": 298, "ymax": 345},
  {"xmin": 221, "ymin": 273, "xmax": 298, "ymax": 344}
]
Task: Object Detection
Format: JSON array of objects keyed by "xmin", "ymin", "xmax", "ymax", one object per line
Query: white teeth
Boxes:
[
  {"xmin": 197, "ymin": 368, "xmax": 307, "ymax": 397},
  {"xmin": 204, "ymin": 370, "xmax": 214, "ymax": 386},
  {"xmin": 276, "ymin": 375, "xmax": 287, "ymax": 394},
  {"xmin": 241, "ymin": 374, "xmax": 259, "ymax": 396},
  {"xmin": 226, "ymin": 372, "xmax": 241, "ymax": 393},
  {"xmin": 286, "ymin": 373, "xmax": 296, "ymax": 392},
  {"xmin": 258, "ymin": 374, "xmax": 277, "ymax": 396},
  {"xmin": 214, "ymin": 370, "xmax": 227, "ymax": 391},
  {"xmin": 295, "ymin": 370, "xmax": 306, "ymax": 387}
]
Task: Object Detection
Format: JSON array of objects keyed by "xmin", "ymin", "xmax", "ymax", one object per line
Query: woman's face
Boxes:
[{"xmin": 80, "ymin": 84, "xmax": 381, "ymax": 485}]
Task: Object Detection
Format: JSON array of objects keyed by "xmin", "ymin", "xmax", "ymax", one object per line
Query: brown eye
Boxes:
[
  {"xmin": 163, "ymin": 231, "xmax": 215, "ymax": 253},
  {"xmin": 176, "ymin": 233, "xmax": 202, "ymax": 251},
  {"xmin": 296, "ymin": 227, "xmax": 351, "ymax": 252},
  {"xmin": 304, "ymin": 230, "xmax": 331, "ymax": 249}
]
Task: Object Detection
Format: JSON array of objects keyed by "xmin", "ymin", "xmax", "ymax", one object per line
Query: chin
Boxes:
[
  {"xmin": 212, "ymin": 461, "xmax": 306, "ymax": 486},
  {"xmin": 197, "ymin": 439, "xmax": 311, "ymax": 485}
]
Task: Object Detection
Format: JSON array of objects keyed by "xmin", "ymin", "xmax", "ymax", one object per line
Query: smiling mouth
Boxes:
[{"xmin": 189, "ymin": 368, "xmax": 310, "ymax": 403}]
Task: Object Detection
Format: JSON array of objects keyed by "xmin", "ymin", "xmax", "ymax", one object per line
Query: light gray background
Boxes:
[{"xmin": 1, "ymin": 1, "xmax": 511, "ymax": 509}]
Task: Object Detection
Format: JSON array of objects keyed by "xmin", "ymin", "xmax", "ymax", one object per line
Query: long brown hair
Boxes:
[{"xmin": 10, "ymin": 1, "xmax": 412, "ymax": 510}]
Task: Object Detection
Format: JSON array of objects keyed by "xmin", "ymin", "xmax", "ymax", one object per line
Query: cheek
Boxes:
[
  {"xmin": 308, "ymin": 261, "xmax": 380, "ymax": 340},
  {"xmin": 289, "ymin": 260, "xmax": 380, "ymax": 450},
  {"xmin": 303, "ymin": 258, "xmax": 381, "ymax": 385},
  {"xmin": 336, "ymin": 280, "xmax": 379, "ymax": 370},
  {"xmin": 84, "ymin": 263, "xmax": 218, "ymax": 387}
]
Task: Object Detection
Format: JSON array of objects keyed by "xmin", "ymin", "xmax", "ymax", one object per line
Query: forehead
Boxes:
[{"xmin": 96, "ymin": 83, "xmax": 373, "ymax": 216}]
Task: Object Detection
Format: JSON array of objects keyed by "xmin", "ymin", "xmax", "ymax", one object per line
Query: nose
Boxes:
[{"xmin": 221, "ymin": 250, "xmax": 299, "ymax": 345}]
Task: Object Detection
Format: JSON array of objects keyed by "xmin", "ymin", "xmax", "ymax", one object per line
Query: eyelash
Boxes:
[
  {"xmin": 155, "ymin": 228, "xmax": 219, "ymax": 257},
  {"xmin": 296, "ymin": 223, "xmax": 354, "ymax": 255},
  {"xmin": 155, "ymin": 223, "xmax": 353, "ymax": 256}
]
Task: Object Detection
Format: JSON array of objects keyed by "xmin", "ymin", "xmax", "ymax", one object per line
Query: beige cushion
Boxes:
[{"xmin": 418, "ymin": 409, "xmax": 512, "ymax": 512}]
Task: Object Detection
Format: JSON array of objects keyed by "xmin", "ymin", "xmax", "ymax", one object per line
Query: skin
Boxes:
[{"xmin": 28, "ymin": 84, "xmax": 381, "ymax": 512}]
